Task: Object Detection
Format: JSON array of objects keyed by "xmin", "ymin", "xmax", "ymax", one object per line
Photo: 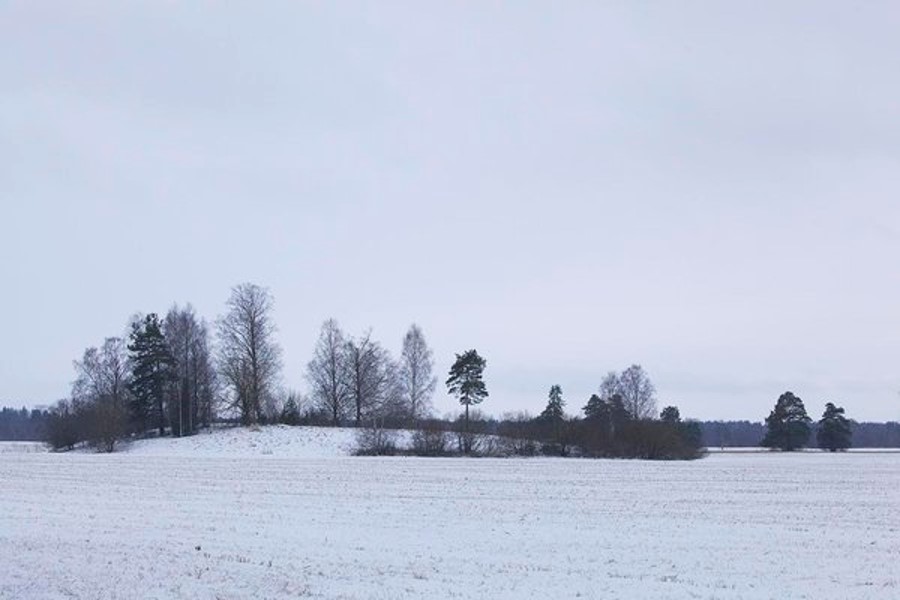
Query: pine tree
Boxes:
[
  {"xmin": 660, "ymin": 406, "xmax": 681, "ymax": 423},
  {"xmin": 582, "ymin": 394, "xmax": 608, "ymax": 421},
  {"xmin": 761, "ymin": 391, "xmax": 811, "ymax": 451},
  {"xmin": 445, "ymin": 349, "xmax": 488, "ymax": 453},
  {"xmin": 817, "ymin": 402, "xmax": 852, "ymax": 452},
  {"xmin": 128, "ymin": 314, "xmax": 175, "ymax": 436}
]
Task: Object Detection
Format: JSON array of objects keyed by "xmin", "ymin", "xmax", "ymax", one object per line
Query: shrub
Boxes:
[
  {"xmin": 411, "ymin": 426, "xmax": 450, "ymax": 456},
  {"xmin": 353, "ymin": 420, "xmax": 399, "ymax": 456}
]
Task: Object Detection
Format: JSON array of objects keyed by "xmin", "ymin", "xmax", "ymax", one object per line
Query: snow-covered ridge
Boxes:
[{"xmin": 121, "ymin": 425, "xmax": 367, "ymax": 458}]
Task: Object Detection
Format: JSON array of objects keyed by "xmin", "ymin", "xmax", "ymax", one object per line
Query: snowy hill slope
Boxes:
[{"xmin": 123, "ymin": 425, "xmax": 364, "ymax": 458}]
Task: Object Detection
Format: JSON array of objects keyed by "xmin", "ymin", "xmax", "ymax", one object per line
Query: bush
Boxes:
[
  {"xmin": 45, "ymin": 400, "xmax": 83, "ymax": 451},
  {"xmin": 411, "ymin": 426, "xmax": 450, "ymax": 456},
  {"xmin": 616, "ymin": 420, "xmax": 704, "ymax": 460},
  {"xmin": 353, "ymin": 421, "xmax": 399, "ymax": 456}
]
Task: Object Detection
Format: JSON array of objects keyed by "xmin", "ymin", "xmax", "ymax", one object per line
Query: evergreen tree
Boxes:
[
  {"xmin": 582, "ymin": 394, "xmax": 608, "ymax": 422},
  {"xmin": 660, "ymin": 406, "xmax": 681, "ymax": 423},
  {"xmin": 817, "ymin": 402, "xmax": 852, "ymax": 452},
  {"xmin": 540, "ymin": 385, "xmax": 565, "ymax": 422},
  {"xmin": 761, "ymin": 391, "xmax": 811, "ymax": 451},
  {"xmin": 539, "ymin": 385, "xmax": 568, "ymax": 455},
  {"xmin": 445, "ymin": 349, "xmax": 488, "ymax": 453},
  {"xmin": 580, "ymin": 394, "xmax": 613, "ymax": 454},
  {"xmin": 280, "ymin": 394, "xmax": 301, "ymax": 426},
  {"xmin": 128, "ymin": 314, "xmax": 175, "ymax": 436}
]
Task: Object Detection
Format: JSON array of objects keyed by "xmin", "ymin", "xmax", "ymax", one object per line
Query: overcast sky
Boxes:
[{"xmin": 2, "ymin": 2, "xmax": 899, "ymax": 421}]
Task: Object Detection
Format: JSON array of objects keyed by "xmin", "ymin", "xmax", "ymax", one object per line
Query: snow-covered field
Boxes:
[
  {"xmin": 2, "ymin": 430, "xmax": 898, "ymax": 599},
  {"xmin": 0, "ymin": 441, "xmax": 47, "ymax": 454}
]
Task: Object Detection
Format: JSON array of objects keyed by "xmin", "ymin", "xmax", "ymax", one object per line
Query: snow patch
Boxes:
[{"xmin": 123, "ymin": 425, "xmax": 362, "ymax": 458}]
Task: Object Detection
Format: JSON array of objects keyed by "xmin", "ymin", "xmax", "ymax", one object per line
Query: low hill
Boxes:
[{"xmin": 123, "ymin": 425, "xmax": 363, "ymax": 458}]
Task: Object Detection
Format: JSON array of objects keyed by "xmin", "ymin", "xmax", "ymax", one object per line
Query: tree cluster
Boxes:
[
  {"xmin": 45, "ymin": 298, "xmax": 222, "ymax": 451},
  {"xmin": 489, "ymin": 366, "xmax": 703, "ymax": 460},
  {"xmin": 761, "ymin": 392, "xmax": 853, "ymax": 451},
  {"xmin": 306, "ymin": 320, "xmax": 437, "ymax": 429}
]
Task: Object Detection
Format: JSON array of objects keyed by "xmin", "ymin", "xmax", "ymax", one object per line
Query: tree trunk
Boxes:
[{"xmin": 464, "ymin": 403, "xmax": 470, "ymax": 454}]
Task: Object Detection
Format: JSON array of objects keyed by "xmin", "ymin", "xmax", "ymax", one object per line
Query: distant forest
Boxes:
[
  {"xmin": 2, "ymin": 405, "xmax": 899, "ymax": 448},
  {"xmin": 698, "ymin": 420, "xmax": 900, "ymax": 448}
]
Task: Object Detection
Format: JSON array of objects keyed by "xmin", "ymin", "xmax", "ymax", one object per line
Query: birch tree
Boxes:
[
  {"xmin": 307, "ymin": 319, "xmax": 349, "ymax": 425},
  {"xmin": 72, "ymin": 337, "xmax": 130, "ymax": 451},
  {"xmin": 165, "ymin": 304, "xmax": 218, "ymax": 435},
  {"xmin": 344, "ymin": 331, "xmax": 396, "ymax": 426},
  {"xmin": 216, "ymin": 283, "xmax": 282, "ymax": 425},
  {"xmin": 399, "ymin": 324, "xmax": 436, "ymax": 425}
]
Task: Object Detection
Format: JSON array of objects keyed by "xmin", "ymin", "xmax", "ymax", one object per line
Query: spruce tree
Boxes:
[
  {"xmin": 817, "ymin": 402, "xmax": 852, "ymax": 452},
  {"xmin": 128, "ymin": 314, "xmax": 175, "ymax": 436},
  {"xmin": 761, "ymin": 391, "xmax": 811, "ymax": 451},
  {"xmin": 540, "ymin": 385, "xmax": 565, "ymax": 422},
  {"xmin": 540, "ymin": 385, "xmax": 567, "ymax": 455}
]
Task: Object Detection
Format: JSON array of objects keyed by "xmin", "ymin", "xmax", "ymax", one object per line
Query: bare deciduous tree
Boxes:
[
  {"xmin": 345, "ymin": 331, "xmax": 397, "ymax": 426},
  {"xmin": 216, "ymin": 283, "xmax": 282, "ymax": 425},
  {"xmin": 399, "ymin": 324, "xmax": 436, "ymax": 425},
  {"xmin": 73, "ymin": 337, "xmax": 130, "ymax": 410},
  {"xmin": 598, "ymin": 371, "xmax": 621, "ymax": 401},
  {"xmin": 165, "ymin": 304, "xmax": 218, "ymax": 435},
  {"xmin": 307, "ymin": 319, "xmax": 350, "ymax": 426},
  {"xmin": 617, "ymin": 364, "xmax": 656, "ymax": 420},
  {"xmin": 72, "ymin": 337, "xmax": 130, "ymax": 452}
]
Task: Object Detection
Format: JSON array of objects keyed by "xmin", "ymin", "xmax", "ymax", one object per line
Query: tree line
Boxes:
[
  {"xmin": 0, "ymin": 407, "xmax": 50, "ymax": 441},
  {"xmin": 697, "ymin": 392, "xmax": 888, "ymax": 451},
  {"xmin": 496, "ymin": 368, "xmax": 704, "ymax": 460},
  {"xmin": 38, "ymin": 283, "xmax": 441, "ymax": 452},
  {"xmin": 356, "ymin": 362, "xmax": 704, "ymax": 460},
  {"xmin": 5, "ymin": 281, "xmax": 893, "ymax": 458},
  {"xmin": 29, "ymin": 282, "xmax": 705, "ymax": 459}
]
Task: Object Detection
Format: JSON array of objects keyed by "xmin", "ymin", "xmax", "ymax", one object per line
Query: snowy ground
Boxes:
[
  {"xmin": 2, "ymin": 431, "xmax": 898, "ymax": 599},
  {"xmin": 122, "ymin": 425, "xmax": 362, "ymax": 458},
  {"xmin": 0, "ymin": 441, "xmax": 47, "ymax": 454}
]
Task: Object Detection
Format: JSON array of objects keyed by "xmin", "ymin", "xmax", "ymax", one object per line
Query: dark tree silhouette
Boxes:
[
  {"xmin": 540, "ymin": 385, "xmax": 565, "ymax": 422},
  {"xmin": 128, "ymin": 313, "xmax": 175, "ymax": 435},
  {"xmin": 817, "ymin": 402, "xmax": 852, "ymax": 451},
  {"xmin": 761, "ymin": 391, "xmax": 811, "ymax": 451},
  {"xmin": 539, "ymin": 385, "xmax": 568, "ymax": 455},
  {"xmin": 660, "ymin": 406, "xmax": 681, "ymax": 423},
  {"xmin": 446, "ymin": 349, "xmax": 488, "ymax": 453}
]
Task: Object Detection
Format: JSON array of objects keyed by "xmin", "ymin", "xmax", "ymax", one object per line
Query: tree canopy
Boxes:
[
  {"xmin": 817, "ymin": 402, "xmax": 852, "ymax": 452},
  {"xmin": 761, "ymin": 391, "xmax": 811, "ymax": 451}
]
